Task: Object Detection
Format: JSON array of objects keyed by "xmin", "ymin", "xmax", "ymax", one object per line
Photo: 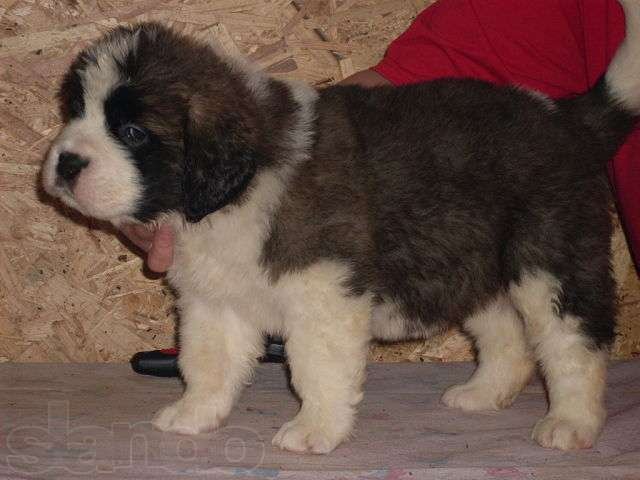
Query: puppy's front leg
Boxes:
[
  {"xmin": 153, "ymin": 297, "xmax": 263, "ymax": 435},
  {"xmin": 272, "ymin": 263, "xmax": 371, "ymax": 454}
]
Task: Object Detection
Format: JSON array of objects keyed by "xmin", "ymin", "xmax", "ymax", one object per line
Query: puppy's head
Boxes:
[{"xmin": 42, "ymin": 22, "xmax": 262, "ymax": 225}]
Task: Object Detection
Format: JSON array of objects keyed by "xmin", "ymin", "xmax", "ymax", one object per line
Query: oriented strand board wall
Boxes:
[{"xmin": 1, "ymin": 0, "xmax": 639, "ymax": 363}]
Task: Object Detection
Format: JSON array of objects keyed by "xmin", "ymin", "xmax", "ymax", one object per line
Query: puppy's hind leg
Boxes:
[
  {"xmin": 272, "ymin": 262, "xmax": 371, "ymax": 454},
  {"xmin": 442, "ymin": 294, "xmax": 535, "ymax": 411},
  {"xmin": 152, "ymin": 296, "xmax": 263, "ymax": 435},
  {"xmin": 510, "ymin": 270, "xmax": 611, "ymax": 450}
]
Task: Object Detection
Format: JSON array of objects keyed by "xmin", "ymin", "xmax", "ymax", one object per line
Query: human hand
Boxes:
[
  {"xmin": 120, "ymin": 223, "xmax": 174, "ymax": 273},
  {"xmin": 338, "ymin": 69, "xmax": 390, "ymax": 87}
]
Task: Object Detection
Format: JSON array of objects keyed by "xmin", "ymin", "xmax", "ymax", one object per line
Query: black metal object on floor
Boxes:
[{"xmin": 130, "ymin": 337, "xmax": 286, "ymax": 377}]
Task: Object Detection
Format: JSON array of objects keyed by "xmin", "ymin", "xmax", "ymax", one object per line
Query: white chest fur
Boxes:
[{"xmin": 167, "ymin": 169, "xmax": 291, "ymax": 333}]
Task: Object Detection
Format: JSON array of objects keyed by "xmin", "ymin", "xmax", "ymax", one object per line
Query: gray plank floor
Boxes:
[{"xmin": 1, "ymin": 362, "xmax": 639, "ymax": 479}]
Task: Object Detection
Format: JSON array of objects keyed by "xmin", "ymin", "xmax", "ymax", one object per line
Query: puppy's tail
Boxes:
[
  {"xmin": 560, "ymin": 0, "xmax": 640, "ymax": 158},
  {"xmin": 606, "ymin": 0, "xmax": 640, "ymax": 114}
]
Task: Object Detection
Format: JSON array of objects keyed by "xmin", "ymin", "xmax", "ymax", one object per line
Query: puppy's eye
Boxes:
[{"xmin": 118, "ymin": 124, "xmax": 148, "ymax": 147}]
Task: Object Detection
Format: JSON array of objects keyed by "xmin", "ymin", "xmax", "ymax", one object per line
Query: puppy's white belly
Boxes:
[{"xmin": 370, "ymin": 299, "xmax": 441, "ymax": 341}]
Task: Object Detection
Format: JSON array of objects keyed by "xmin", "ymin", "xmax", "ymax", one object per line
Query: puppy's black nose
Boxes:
[{"xmin": 57, "ymin": 152, "xmax": 89, "ymax": 183}]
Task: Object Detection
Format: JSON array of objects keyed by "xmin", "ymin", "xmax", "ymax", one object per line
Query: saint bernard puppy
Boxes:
[{"xmin": 42, "ymin": 0, "xmax": 640, "ymax": 454}]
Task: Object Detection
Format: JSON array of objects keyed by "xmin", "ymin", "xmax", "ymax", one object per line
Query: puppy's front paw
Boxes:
[
  {"xmin": 152, "ymin": 398, "xmax": 224, "ymax": 435},
  {"xmin": 532, "ymin": 414, "xmax": 603, "ymax": 450},
  {"xmin": 441, "ymin": 382, "xmax": 514, "ymax": 411},
  {"xmin": 272, "ymin": 413, "xmax": 348, "ymax": 454}
]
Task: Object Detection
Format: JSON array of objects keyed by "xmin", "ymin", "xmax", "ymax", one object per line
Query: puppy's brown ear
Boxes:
[{"xmin": 182, "ymin": 107, "xmax": 258, "ymax": 223}]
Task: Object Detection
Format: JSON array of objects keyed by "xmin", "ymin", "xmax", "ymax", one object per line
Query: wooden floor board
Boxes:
[{"xmin": 1, "ymin": 362, "xmax": 639, "ymax": 479}]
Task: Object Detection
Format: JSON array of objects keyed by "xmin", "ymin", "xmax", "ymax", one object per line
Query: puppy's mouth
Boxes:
[
  {"xmin": 44, "ymin": 173, "xmax": 89, "ymax": 218},
  {"xmin": 42, "ymin": 148, "xmax": 138, "ymax": 226},
  {"xmin": 45, "ymin": 179, "xmax": 137, "ymax": 227},
  {"xmin": 52, "ymin": 177, "xmax": 77, "ymax": 202}
]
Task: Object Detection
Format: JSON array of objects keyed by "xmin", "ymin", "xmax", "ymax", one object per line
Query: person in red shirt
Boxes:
[{"xmin": 125, "ymin": 0, "xmax": 639, "ymax": 273}]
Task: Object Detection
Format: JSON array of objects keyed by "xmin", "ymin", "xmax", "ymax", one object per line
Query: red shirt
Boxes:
[{"xmin": 373, "ymin": 0, "xmax": 640, "ymax": 271}]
